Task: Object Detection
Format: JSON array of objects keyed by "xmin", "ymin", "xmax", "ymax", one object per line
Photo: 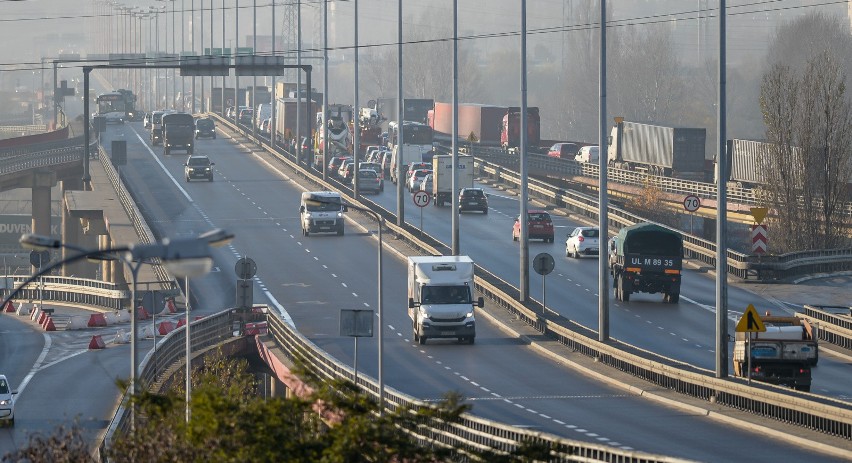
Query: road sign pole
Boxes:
[
  {"xmin": 420, "ymin": 206, "xmax": 423, "ymax": 237},
  {"xmin": 542, "ymin": 273, "xmax": 546, "ymax": 314},
  {"xmin": 747, "ymin": 332, "xmax": 752, "ymax": 386}
]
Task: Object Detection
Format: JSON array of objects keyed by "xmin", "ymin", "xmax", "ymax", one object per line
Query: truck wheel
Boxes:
[
  {"xmin": 667, "ymin": 292, "xmax": 679, "ymax": 303},
  {"xmin": 337, "ymin": 226, "xmax": 344, "ymax": 236},
  {"xmin": 796, "ymin": 385, "xmax": 811, "ymax": 393},
  {"xmin": 468, "ymin": 336, "xmax": 475, "ymax": 345},
  {"xmin": 419, "ymin": 334, "xmax": 427, "ymax": 345}
]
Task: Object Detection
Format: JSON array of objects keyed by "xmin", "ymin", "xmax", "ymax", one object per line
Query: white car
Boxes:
[
  {"xmin": 407, "ymin": 169, "xmax": 432, "ymax": 192},
  {"xmin": 565, "ymin": 226, "xmax": 600, "ymax": 258},
  {"xmin": 575, "ymin": 145, "xmax": 600, "ymax": 163},
  {"xmin": 0, "ymin": 375, "xmax": 17, "ymax": 427},
  {"xmin": 420, "ymin": 173, "xmax": 433, "ymax": 193}
]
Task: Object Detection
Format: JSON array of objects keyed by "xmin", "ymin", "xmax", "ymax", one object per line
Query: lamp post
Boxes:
[
  {"xmin": 304, "ymin": 197, "xmax": 384, "ymax": 412},
  {"xmin": 12, "ymin": 229, "xmax": 230, "ymax": 427}
]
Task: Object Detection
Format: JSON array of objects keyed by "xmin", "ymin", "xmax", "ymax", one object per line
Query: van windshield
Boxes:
[
  {"xmin": 420, "ymin": 285, "xmax": 471, "ymax": 304},
  {"xmin": 305, "ymin": 197, "xmax": 341, "ymax": 212}
]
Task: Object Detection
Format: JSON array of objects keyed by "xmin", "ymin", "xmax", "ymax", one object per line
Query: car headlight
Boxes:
[
  {"xmin": 0, "ymin": 399, "xmax": 9, "ymax": 405},
  {"xmin": 337, "ymin": 212, "xmax": 343, "ymax": 218},
  {"xmin": 304, "ymin": 212, "xmax": 312, "ymax": 218},
  {"xmin": 205, "ymin": 167, "xmax": 211, "ymax": 171},
  {"xmin": 466, "ymin": 310, "xmax": 474, "ymax": 318}
]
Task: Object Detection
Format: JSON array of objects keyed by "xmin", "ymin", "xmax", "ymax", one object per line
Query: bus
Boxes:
[
  {"xmin": 387, "ymin": 120, "xmax": 433, "ymax": 150},
  {"xmin": 96, "ymin": 92, "xmax": 126, "ymax": 124},
  {"xmin": 387, "ymin": 121, "xmax": 435, "ymax": 184}
]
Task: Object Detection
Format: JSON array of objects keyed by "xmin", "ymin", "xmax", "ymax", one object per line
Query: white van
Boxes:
[
  {"xmin": 575, "ymin": 145, "xmax": 600, "ymax": 163},
  {"xmin": 299, "ymin": 191, "xmax": 347, "ymax": 236}
]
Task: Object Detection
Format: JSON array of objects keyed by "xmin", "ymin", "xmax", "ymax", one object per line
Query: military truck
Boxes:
[{"xmin": 609, "ymin": 223, "xmax": 683, "ymax": 303}]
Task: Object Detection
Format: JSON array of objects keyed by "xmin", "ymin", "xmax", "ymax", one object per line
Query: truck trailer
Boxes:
[
  {"xmin": 428, "ymin": 102, "xmax": 505, "ymax": 146},
  {"xmin": 501, "ymin": 107, "xmax": 541, "ymax": 152},
  {"xmin": 609, "ymin": 223, "xmax": 683, "ymax": 303},
  {"xmin": 274, "ymin": 98, "xmax": 319, "ymax": 145},
  {"xmin": 733, "ymin": 314, "xmax": 817, "ymax": 392},
  {"xmin": 608, "ymin": 120, "xmax": 706, "ymax": 179},
  {"xmin": 431, "ymin": 155, "xmax": 474, "ymax": 207},
  {"xmin": 407, "ymin": 256, "xmax": 484, "ymax": 345}
]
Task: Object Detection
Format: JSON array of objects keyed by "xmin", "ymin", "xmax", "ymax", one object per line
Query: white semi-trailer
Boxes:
[{"xmin": 407, "ymin": 256, "xmax": 483, "ymax": 345}]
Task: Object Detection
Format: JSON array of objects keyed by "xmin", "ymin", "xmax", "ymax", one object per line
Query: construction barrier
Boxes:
[
  {"xmin": 3, "ymin": 301, "xmax": 15, "ymax": 313},
  {"xmin": 157, "ymin": 321, "xmax": 176, "ymax": 335},
  {"xmin": 105, "ymin": 311, "xmax": 130, "ymax": 325},
  {"xmin": 113, "ymin": 329, "xmax": 130, "ymax": 344},
  {"xmin": 176, "ymin": 318, "xmax": 186, "ymax": 328},
  {"xmin": 15, "ymin": 304, "xmax": 30, "ymax": 316},
  {"xmin": 136, "ymin": 306, "xmax": 150, "ymax": 320},
  {"xmin": 42, "ymin": 316, "xmax": 56, "ymax": 331},
  {"xmin": 88, "ymin": 313, "xmax": 108, "ymax": 327},
  {"xmin": 37, "ymin": 311, "xmax": 48, "ymax": 325},
  {"xmin": 30, "ymin": 306, "xmax": 40, "ymax": 321},
  {"xmin": 88, "ymin": 335, "xmax": 106, "ymax": 349},
  {"xmin": 66, "ymin": 315, "xmax": 90, "ymax": 330},
  {"xmin": 160, "ymin": 299, "xmax": 177, "ymax": 315}
]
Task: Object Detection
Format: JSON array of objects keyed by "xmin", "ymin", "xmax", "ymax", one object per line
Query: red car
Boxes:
[
  {"xmin": 547, "ymin": 142, "xmax": 580, "ymax": 159},
  {"xmin": 512, "ymin": 210, "xmax": 554, "ymax": 243}
]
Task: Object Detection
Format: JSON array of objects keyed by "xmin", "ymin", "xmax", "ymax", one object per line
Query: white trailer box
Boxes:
[
  {"xmin": 431, "ymin": 155, "xmax": 474, "ymax": 207},
  {"xmin": 407, "ymin": 256, "xmax": 483, "ymax": 344}
]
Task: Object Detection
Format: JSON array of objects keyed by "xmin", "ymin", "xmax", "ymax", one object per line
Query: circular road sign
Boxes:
[
  {"xmin": 235, "ymin": 257, "xmax": 257, "ymax": 280},
  {"xmin": 532, "ymin": 252, "xmax": 555, "ymax": 276},
  {"xmin": 683, "ymin": 194, "xmax": 701, "ymax": 212},
  {"xmin": 412, "ymin": 190, "xmax": 431, "ymax": 208},
  {"xmin": 29, "ymin": 250, "xmax": 51, "ymax": 268}
]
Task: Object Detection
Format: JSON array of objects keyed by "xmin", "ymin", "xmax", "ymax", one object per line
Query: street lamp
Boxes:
[
  {"xmin": 12, "ymin": 230, "xmax": 229, "ymax": 426},
  {"xmin": 304, "ymin": 196, "xmax": 384, "ymax": 412}
]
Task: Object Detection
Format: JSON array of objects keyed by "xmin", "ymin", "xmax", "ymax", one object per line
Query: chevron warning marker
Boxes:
[{"xmin": 751, "ymin": 224, "xmax": 768, "ymax": 255}]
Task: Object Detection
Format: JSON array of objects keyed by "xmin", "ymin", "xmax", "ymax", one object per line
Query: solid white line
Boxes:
[
  {"xmin": 129, "ymin": 125, "xmax": 193, "ymax": 202},
  {"xmin": 16, "ymin": 332, "xmax": 53, "ymax": 395}
]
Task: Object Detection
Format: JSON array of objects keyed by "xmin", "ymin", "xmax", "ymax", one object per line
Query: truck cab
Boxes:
[{"xmin": 407, "ymin": 256, "xmax": 484, "ymax": 345}]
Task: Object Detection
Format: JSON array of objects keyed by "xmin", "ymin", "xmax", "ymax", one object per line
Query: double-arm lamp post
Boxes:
[
  {"xmin": 304, "ymin": 196, "xmax": 385, "ymax": 413},
  {"xmin": 7, "ymin": 228, "xmax": 233, "ymax": 425}
]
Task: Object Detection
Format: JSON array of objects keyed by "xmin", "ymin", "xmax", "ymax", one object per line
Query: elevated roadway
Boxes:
[{"xmin": 79, "ymin": 120, "xmax": 848, "ymax": 461}]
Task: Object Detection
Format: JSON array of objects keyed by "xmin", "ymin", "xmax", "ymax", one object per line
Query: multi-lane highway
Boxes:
[{"xmin": 45, "ymin": 119, "xmax": 842, "ymax": 461}]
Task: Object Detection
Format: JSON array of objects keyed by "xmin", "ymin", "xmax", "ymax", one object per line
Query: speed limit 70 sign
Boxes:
[
  {"xmin": 412, "ymin": 190, "xmax": 431, "ymax": 208},
  {"xmin": 683, "ymin": 195, "xmax": 701, "ymax": 212}
]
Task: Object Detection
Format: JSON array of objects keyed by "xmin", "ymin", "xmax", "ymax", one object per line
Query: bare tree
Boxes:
[{"xmin": 759, "ymin": 14, "xmax": 852, "ymax": 252}]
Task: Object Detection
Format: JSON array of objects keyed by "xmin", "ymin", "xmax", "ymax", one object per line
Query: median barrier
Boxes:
[
  {"xmin": 15, "ymin": 304, "xmax": 29, "ymax": 316},
  {"xmin": 66, "ymin": 315, "xmax": 90, "ymax": 330},
  {"xmin": 105, "ymin": 311, "xmax": 129, "ymax": 324},
  {"xmin": 88, "ymin": 313, "xmax": 108, "ymax": 327},
  {"xmin": 89, "ymin": 335, "xmax": 106, "ymax": 350},
  {"xmin": 2, "ymin": 301, "xmax": 14, "ymax": 312},
  {"xmin": 136, "ymin": 306, "xmax": 150, "ymax": 320},
  {"xmin": 42, "ymin": 316, "xmax": 56, "ymax": 331}
]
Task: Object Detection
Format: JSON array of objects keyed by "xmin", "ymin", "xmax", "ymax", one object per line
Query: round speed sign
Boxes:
[
  {"xmin": 683, "ymin": 195, "xmax": 701, "ymax": 212},
  {"xmin": 412, "ymin": 190, "xmax": 431, "ymax": 208}
]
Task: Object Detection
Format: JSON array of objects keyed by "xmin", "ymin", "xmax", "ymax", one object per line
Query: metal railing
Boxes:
[
  {"xmin": 1, "ymin": 274, "xmax": 127, "ymax": 311},
  {"xmin": 0, "ymin": 144, "xmax": 86, "ymax": 177},
  {"xmin": 798, "ymin": 305, "xmax": 852, "ymax": 351},
  {"xmin": 465, "ymin": 146, "xmax": 852, "ymax": 216},
  {"xmin": 0, "ymin": 124, "xmax": 47, "ymax": 138},
  {"xmin": 0, "ymin": 136, "xmax": 82, "ymax": 157}
]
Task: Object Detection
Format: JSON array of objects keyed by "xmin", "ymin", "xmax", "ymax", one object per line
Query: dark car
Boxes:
[
  {"xmin": 458, "ymin": 187, "xmax": 488, "ymax": 214},
  {"xmin": 195, "ymin": 118, "xmax": 216, "ymax": 139},
  {"xmin": 238, "ymin": 108, "xmax": 254, "ymax": 125},
  {"xmin": 184, "ymin": 155, "xmax": 215, "ymax": 182}
]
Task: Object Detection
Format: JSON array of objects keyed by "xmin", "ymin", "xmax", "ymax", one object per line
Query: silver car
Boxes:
[
  {"xmin": 566, "ymin": 226, "xmax": 600, "ymax": 258},
  {"xmin": 0, "ymin": 374, "xmax": 18, "ymax": 427}
]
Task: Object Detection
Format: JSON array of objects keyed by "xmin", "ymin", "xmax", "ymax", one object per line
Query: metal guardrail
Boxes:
[
  {"xmin": 0, "ymin": 135, "xmax": 83, "ymax": 157},
  {"xmin": 798, "ymin": 305, "xmax": 852, "ymax": 351},
  {"xmin": 0, "ymin": 144, "xmax": 85, "ymax": 177},
  {"xmin": 471, "ymin": 154, "xmax": 852, "ymax": 281},
  {"xmin": 466, "ymin": 146, "xmax": 852, "ymax": 217},
  {"xmin": 1, "ymin": 274, "xmax": 127, "ymax": 311},
  {"xmin": 97, "ymin": 144, "xmax": 172, "ymax": 285},
  {"xmin": 212, "ymin": 113, "xmax": 852, "ymax": 443},
  {"xmin": 0, "ymin": 125, "xmax": 47, "ymax": 138}
]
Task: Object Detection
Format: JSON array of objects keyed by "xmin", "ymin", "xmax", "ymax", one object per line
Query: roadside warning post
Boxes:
[{"xmin": 736, "ymin": 304, "xmax": 766, "ymax": 385}]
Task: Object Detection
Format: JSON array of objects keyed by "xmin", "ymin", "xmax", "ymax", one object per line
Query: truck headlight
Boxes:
[
  {"xmin": 304, "ymin": 212, "xmax": 312, "ymax": 218},
  {"xmin": 466, "ymin": 311, "xmax": 474, "ymax": 319},
  {"xmin": 337, "ymin": 212, "xmax": 343, "ymax": 218}
]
